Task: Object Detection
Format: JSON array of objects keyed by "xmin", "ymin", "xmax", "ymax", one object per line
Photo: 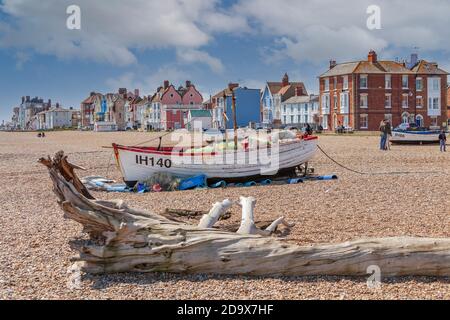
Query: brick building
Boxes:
[{"xmin": 319, "ymin": 50, "xmax": 448, "ymax": 131}]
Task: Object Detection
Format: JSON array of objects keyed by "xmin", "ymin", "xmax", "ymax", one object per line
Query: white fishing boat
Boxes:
[
  {"xmin": 390, "ymin": 129, "xmax": 447, "ymax": 143},
  {"xmin": 113, "ymin": 134, "xmax": 318, "ymax": 186}
]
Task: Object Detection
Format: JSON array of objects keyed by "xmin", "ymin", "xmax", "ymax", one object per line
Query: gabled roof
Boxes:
[
  {"xmin": 410, "ymin": 60, "xmax": 449, "ymax": 75},
  {"xmin": 266, "ymin": 82, "xmax": 307, "ymax": 98},
  {"xmin": 283, "ymin": 95, "xmax": 312, "ymax": 104},
  {"xmin": 320, "ymin": 60, "xmax": 414, "ymax": 77}
]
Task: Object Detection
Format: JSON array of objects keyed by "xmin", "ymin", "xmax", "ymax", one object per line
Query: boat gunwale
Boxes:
[{"xmin": 113, "ymin": 136, "xmax": 318, "ymax": 157}]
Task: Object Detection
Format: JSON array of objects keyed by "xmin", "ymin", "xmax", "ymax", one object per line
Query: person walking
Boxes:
[
  {"xmin": 439, "ymin": 130, "xmax": 447, "ymax": 152},
  {"xmin": 384, "ymin": 120, "xmax": 392, "ymax": 150},
  {"xmin": 379, "ymin": 120, "xmax": 386, "ymax": 150}
]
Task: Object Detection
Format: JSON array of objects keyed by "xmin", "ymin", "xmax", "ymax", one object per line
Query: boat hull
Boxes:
[
  {"xmin": 390, "ymin": 130, "xmax": 448, "ymax": 143},
  {"xmin": 113, "ymin": 137, "xmax": 318, "ymax": 185}
]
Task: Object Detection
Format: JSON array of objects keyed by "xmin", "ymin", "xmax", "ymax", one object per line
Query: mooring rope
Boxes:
[{"xmin": 316, "ymin": 144, "xmax": 446, "ymax": 176}]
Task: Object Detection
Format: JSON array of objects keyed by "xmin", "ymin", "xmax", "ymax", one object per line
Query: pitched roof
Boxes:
[
  {"xmin": 410, "ymin": 60, "xmax": 449, "ymax": 75},
  {"xmin": 283, "ymin": 95, "xmax": 312, "ymax": 104},
  {"xmin": 266, "ymin": 82, "xmax": 307, "ymax": 97},
  {"xmin": 320, "ymin": 62, "xmax": 360, "ymax": 77},
  {"xmin": 189, "ymin": 110, "xmax": 211, "ymax": 117}
]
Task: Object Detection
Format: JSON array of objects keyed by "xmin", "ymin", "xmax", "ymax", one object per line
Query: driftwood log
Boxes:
[{"xmin": 40, "ymin": 151, "xmax": 450, "ymax": 276}]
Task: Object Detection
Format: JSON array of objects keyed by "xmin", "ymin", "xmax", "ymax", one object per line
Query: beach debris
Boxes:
[{"xmin": 39, "ymin": 151, "xmax": 450, "ymax": 276}]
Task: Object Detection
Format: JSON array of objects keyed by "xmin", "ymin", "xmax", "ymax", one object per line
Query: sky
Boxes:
[{"xmin": 1, "ymin": 0, "xmax": 450, "ymax": 122}]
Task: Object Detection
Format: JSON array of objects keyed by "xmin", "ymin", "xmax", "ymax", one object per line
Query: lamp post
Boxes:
[{"xmin": 222, "ymin": 92, "xmax": 228, "ymax": 143}]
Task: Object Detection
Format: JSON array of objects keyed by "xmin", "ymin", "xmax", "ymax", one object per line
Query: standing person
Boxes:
[
  {"xmin": 305, "ymin": 123, "xmax": 312, "ymax": 136},
  {"xmin": 384, "ymin": 119, "xmax": 392, "ymax": 150},
  {"xmin": 439, "ymin": 130, "xmax": 447, "ymax": 152},
  {"xmin": 379, "ymin": 120, "xmax": 386, "ymax": 150}
]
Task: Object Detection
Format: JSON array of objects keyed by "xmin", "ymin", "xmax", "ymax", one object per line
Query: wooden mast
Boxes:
[{"xmin": 230, "ymin": 83, "xmax": 238, "ymax": 150}]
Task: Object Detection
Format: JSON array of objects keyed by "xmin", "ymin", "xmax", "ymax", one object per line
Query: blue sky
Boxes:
[{"xmin": 1, "ymin": 0, "xmax": 449, "ymax": 122}]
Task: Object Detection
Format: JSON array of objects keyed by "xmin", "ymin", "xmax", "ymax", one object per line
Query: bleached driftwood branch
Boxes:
[{"xmin": 39, "ymin": 151, "xmax": 450, "ymax": 276}]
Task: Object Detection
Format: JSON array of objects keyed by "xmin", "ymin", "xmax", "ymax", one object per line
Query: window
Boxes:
[
  {"xmin": 324, "ymin": 78, "xmax": 330, "ymax": 91},
  {"xmin": 402, "ymin": 94, "xmax": 409, "ymax": 108},
  {"xmin": 304, "ymin": 104, "xmax": 307, "ymax": 112},
  {"xmin": 416, "ymin": 96, "xmax": 423, "ymax": 108},
  {"xmin": 343, "ymin": 76, "xmax": 348, "ymax": 90},
  {"xmin": 304, "ymin": 115, "xmax": 308, "ymax": 123},
  {"xmin": 298, "ymin": 115, "xmax": 301, "ymax": 123},
  {"xmin": 291, "ymin": 115, "xmax": 294, "ymax": 123},
  {"xmin": 343, "ymin": 115, "xmax": 349, "ymax": 126},
  {"xmin": 360, "ymin": 94, "xmax": 368, "ymax": 108},
  {"xmin": 340, "ymin": 92, "xmax": 349, "ymax": 113},
  {"xmin": 431, "ymin": 116, "xmax": 438, "ymax": 127},
  {"xmin": 322, "ymin": 94, "xmax": 330, "ymax": 112},
  {"xmin": 283, "ymin": 105, "xmax": 286, "ymax": 113},
  {"xmin": 283, "ymin": 116, "xmax": 287, "ymax": 124},
  {"xmin": 385, "ymin": 75, "xmax": 391, "ymax": 89},
  {"xmin": 291, "ymin": 106, "xmax": 294, "ymax": 113},
  {"xmin": 334, "ymin": 95, "xmax": 338, "ymax": 110},
  {"xmin": 402, "ymin": 75, "xmax": 409, "ymax": 88},
  {"xmin": 322, "ymin": 115, "xmax": 328, "ymax": 129},
  {"xmin": 385, "ymin": 94, "xmax": 391, "ymax": 108},
  {"xmin": 360, "ymin": 75, "xmax": 368, "ymax": 89},
  {"xmin": 359, "ymin": 114, "xmax": 368, "ymax": 129},
  {"xmin": 334, "ymin": 77, "xmax": 337, "ymax": 90},
  {"xmin": 432, "ymin": 78, "xmax": 439, "ymax": 91},
  {"xmin": 429, "ymin": 97, "xmax": 440, "ymax": 110},
  {"xmin": 416, "ymin": 78, "xmax": 423, "ymax": 91}
]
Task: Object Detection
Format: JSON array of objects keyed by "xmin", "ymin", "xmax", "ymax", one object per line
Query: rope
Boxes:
[
  {"xmin": 104, "ymin": 151, "xmax": 114, "ymax": 178},
  {"xmin": 316, "ymin": 144, "xmax": 446, "ymax": 176}
]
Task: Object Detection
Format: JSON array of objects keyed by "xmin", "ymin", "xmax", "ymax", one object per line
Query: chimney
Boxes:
[
  {"xmin": 134, "ymin": 89, "xmax": 140, "ymax": 97},
  {"xmin": 329, "ymin": 60, "xmax": 337, "ymax": 69},
  {"xmin": 368, "ymin": 50, "xmax": 377, "ymax": 63},
  {"xmin": 282, "ymin": 73, "xmax": 289, "ymax": 87},
  {"xmin": 186, "ymin": 80, "xmax": 192, "ymax": 88},
  {"xmin": 164, "ymin": 80, "xmax": 170, "ymax": 89},
  {"xmin": 56, "ymin": 102, "xmax": 60, "ymax": 109},
  {"xmin": 22, "ymin": 97, "xmax": 25, "ymax": 103},
  {"xmin": 228, "ymin": 83, "xmax": 239, "ymax": 91},
  {"xmin": 295, "ymin": 86, "xmax": 304, "ymax": 96}
]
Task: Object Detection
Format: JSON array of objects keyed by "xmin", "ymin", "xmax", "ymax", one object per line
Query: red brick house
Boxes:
[
  {"xmin": 151, "ymin": 80, "xmax": 203, "ymax": 130},
  {"xmin": 319, "ymin": 50, "xmax": 448, "ymax": 131},
  {"xmin": 447, "ymin": 86, "xmax": 450, "ymax": 125}
]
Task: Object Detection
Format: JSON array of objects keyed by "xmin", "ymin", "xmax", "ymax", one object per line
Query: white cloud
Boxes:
[
  {"xmin": 236, "ymin": 0, "xmax": 450, "ymax": 64},
  {"xmin": 105, "ymin": 65, "xmax": 190, "ymax": 94},
  {"xmin": 176, "ymin": 48, "xmax": 224, "ymax": 73},
  {"xmin": 0, "ymin": 0, "xmax": 246, "ymax": 66}
]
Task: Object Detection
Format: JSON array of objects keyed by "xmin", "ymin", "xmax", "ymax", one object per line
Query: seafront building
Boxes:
[
  {"xmin": 319, "ymin": 50, "xmax": 449, "ymax": 131},
  {"xmin": 210, "ymin": 83, "xmax": 261, "ymax": 129},
  {"xmin": 261, "ymin": 73, "xmax": 308, "ymax": 127},
  {"xmin": 36, "ymin": 105, "xmax": 78, "ymax": 130},
  {"xmin": 151, "ymin": 80, "xmax": 204, "ymax": 130},
  {"xmin": 14, "ymin": 96, "xmax": 52, "ymax": 129},
  {"xmin": 280, "ymin": 94, "xmax": 319, "ymax": 128}
]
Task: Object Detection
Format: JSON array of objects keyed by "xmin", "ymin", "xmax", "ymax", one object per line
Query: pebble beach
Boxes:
[{"xmin": 0, "ymin": 131, "xmax": 449, "ymax": 300}]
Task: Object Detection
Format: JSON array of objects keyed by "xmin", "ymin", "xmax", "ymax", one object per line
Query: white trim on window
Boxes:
[
  {"xmin": 359, "ymin": 114, "xmax": 368, "ymax": 129},
  {"xmin": 385, "ymin": 93, "xmax": 392, "ymax": 109},
  {"xmin": 360, "ymin": 93, "xmax": 368, "ymax": 108},
  {"xmin": 360, "ymin": 75, "xmax": 368, "ymax": 89},
  {"xmin": 385, "ymin": 74, "xmax": 391, "ymax": 89}
]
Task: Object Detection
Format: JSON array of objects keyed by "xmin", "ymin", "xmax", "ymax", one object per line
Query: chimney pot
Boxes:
[
  {"xmin": 368, "ymin": 50, "xmax": 377, "ymax": 63},
  {"xmin": 186, "ymin": 80, "xmax": 191, "ymax": 88},
  {"xmin": 164, "ymin": 80, "xmax": 170, "ymax": 89},
  {"xmin": 329, "ymin": 60, "xmax": 337, "ymax": 69}
]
